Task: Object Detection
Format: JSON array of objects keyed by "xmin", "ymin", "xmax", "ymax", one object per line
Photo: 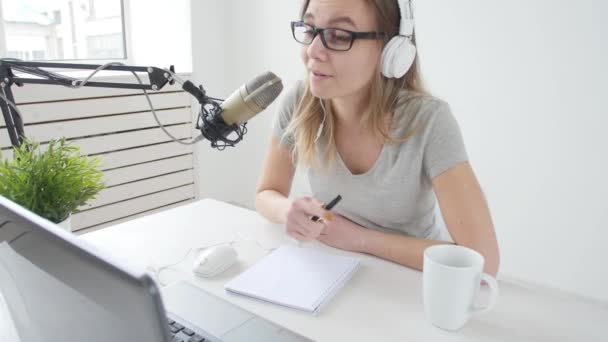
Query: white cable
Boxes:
[
  {"xmin": 130, "ymin": 69, "xmax": 199, "ymax": 146},
  {"xmin": 75, "ymin": 62, "xmax": 197, "ymax": 146},
  {"xmin": 148, "ymin": 240, "xmax": 231, "ymax": 287},
  {"xmin": 235, "ymin": 232, "xmax": 275, "ymax": 253},
  {"xmin": 68, "ymin": 62, "xmax": 123, "ymax": 88},
  {"xmin": 0, "ymin": 59, "xmax": 197, "ymax": 146},
  {"xmin": 316, "ymin": 98, "xmax": 327, "ymax": 142},
  {"xmin": 148, "ymin": 232, "xmax": 275, "ymax": 286}
]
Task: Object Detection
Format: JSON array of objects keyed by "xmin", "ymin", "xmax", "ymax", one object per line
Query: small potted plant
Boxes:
[{"xmin": 0, "ymin": 138, "xmax": 105, "ymax": 231}]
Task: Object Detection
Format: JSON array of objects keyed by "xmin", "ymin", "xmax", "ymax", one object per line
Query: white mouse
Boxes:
[{"xmin": 192, "ymin": 245, "xmax": 237, "ymax": 278}]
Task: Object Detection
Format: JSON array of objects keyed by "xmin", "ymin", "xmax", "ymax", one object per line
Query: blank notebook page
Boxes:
[{"xmin": 224, "ymin": 244, "xmax": 360, "ymax": 315}]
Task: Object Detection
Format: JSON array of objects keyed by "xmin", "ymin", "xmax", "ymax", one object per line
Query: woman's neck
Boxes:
[{"xmin": 330, "ymin": 90, "xmax": 371, "ymax": 126}]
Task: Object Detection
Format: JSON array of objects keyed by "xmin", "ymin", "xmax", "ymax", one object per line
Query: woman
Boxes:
[{"xmin": 255, "ymin": 0, "xmax": 500, "ymax": 276}]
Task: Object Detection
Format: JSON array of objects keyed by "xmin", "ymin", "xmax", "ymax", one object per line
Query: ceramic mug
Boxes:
[{"xmin": 423, "ymin": 245, "xmax": 499, "ymax": 331}]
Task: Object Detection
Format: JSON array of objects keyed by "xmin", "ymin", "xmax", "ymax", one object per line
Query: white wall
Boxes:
[
  {"xmin": 191, "ymin": 0, "xmax": 306, "ymax": 208},
  {"xmin": 129, "ymin": 0, "xmax": 192, "ymax": 71},
  {"xmin": 190, "ymin": 0, "xmax": 608, "ymax": 302},
  {"xmin": 414, "ymin": 0, "xmax": 608, "ymax": 302}
]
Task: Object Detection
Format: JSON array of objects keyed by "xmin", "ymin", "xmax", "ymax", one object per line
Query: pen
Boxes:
[
  {"xmin": 311, "ymin": 194, "xmax": 342, "ymax": 222},
  {"xmin": 293, "ymin": 194, "xmax": 342, "ymax": 247}
]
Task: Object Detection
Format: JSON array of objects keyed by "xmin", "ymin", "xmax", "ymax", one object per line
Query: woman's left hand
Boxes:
[{"xmin": 316, "ymin": 213, "xmax": 368, "ymax": 252}]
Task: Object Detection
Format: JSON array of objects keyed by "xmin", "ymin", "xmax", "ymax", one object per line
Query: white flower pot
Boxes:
[{"xmin": 57, "ymin": 216, "xmax": 72, "ymax": 232}]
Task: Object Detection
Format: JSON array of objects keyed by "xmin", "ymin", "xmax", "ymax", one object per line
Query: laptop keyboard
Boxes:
[
  {"xmin": 162, "ymin": 281, "xmax": 315, "ymax": 342},
  {"xmin": 167, "ymin": 316, "xmax": 208, "ymax": 342}
]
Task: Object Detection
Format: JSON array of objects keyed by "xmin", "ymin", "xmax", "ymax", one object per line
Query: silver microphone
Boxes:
[
  {"xmin": 193, "ymin": 71, "xmax": 283, "ymax": 148},
  {"xmin": 220, "ymin": 71, "xmax": 283, "ymax": 125}
]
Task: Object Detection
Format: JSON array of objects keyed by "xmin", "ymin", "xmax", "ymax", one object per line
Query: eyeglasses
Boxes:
[{"xmin": 290, "ymin": 21, "xmax": 385, "ymax": 52}]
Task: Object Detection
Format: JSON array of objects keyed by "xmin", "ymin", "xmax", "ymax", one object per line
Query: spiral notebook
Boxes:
[{"xmin": 224, "ymin": 244, "xmax": 360, "ymax": 315}]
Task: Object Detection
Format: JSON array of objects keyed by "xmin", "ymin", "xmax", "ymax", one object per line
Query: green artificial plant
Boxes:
[{"xmin": 0, "ymin": 138, "xmax": 105, "ymax": 223}]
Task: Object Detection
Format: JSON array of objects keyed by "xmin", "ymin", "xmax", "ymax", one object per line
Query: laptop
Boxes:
[{"xmin": 0, "ymin": 196, "xmax": 312, "ymax": 342}]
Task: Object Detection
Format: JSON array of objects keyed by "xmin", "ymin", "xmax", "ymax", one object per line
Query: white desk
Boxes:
[{"xmin": 82, "ymin": 199, "xmax": 608, "ymax": 342}]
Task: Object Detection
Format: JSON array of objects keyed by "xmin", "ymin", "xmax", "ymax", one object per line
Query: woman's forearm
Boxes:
[
  {"xmin": 255, "ymin": 190, "xmax": 292, "ymax": 224},
  {"xmin": 360, "ymin": 228, "xmax": 452, "ymax": 272},
  {"xmin": 360, "ymin": 227, "xmax": 498, "ymax": 276}
]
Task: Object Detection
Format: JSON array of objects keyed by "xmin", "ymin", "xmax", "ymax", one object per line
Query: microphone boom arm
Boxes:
[{"xmin": 0, "ymin": 60, "xmax": 186, "ymax": 147}]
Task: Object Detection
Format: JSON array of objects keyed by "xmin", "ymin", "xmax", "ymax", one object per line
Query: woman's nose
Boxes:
[{"xmin": 306, "ymin": 33, "xmax": 328, "ymax": 61}]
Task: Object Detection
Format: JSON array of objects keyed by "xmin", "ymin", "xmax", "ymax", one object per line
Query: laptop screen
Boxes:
[{"xmin": 0, "ymin": 196, "xmax": 169, "ymax": 342}]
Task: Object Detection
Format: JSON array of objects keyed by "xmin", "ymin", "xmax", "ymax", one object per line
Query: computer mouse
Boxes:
[{"xmin": 192, "ymin": 245, "xmax": 238, "ymax": 278}]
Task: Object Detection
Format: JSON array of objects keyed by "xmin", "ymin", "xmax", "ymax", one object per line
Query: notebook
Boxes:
[{"xmin": 224, "ymin": 244, "xmax": 360, "ymax": 315}]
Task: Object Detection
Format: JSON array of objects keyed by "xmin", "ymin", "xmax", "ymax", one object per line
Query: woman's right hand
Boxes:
[{"xmin": 286, "ymin": 197, "xmax": 330, "ymax": 241}]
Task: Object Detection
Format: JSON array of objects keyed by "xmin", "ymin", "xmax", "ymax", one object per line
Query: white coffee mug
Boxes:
[{"xmin": 423, "ymin": 245, "xmax": 499, "ymax": 331}]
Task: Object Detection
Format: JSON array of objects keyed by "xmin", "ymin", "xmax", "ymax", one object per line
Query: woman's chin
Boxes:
[{"xmin": 309, "ymin": 83, "xmax": 334, "ymax": 99}]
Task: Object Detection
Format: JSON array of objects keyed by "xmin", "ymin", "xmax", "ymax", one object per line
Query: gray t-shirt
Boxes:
[{"xmin": 273, "ymin": 81, "xmax": 468, "ymax": 239}]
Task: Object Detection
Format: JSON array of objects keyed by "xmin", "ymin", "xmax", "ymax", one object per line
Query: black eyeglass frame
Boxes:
[{"xmin": 290, "ymin": 21, "xmax": 386, "ymax": 51}]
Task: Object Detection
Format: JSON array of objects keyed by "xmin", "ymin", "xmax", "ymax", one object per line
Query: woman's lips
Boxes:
[{"xmin": 311, "ymin": 71, "xmax": 331, "ymax": 81}]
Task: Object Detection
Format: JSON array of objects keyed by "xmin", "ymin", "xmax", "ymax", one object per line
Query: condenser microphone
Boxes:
[
  {"xmin": 182, "ymin": 71, "xmax": 283, "ymax": 149},
  {"xmin": 220, "ymin": 71, "xmax": 283, "ymax": 125}
]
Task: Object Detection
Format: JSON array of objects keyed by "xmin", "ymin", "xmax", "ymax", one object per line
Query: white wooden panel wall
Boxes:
[{"xmin": 0, "ymin": 74, "xmax": 198, "ymax": 233}]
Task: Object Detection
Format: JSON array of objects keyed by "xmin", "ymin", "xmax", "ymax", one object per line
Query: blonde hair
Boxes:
[{"xmin": 285, "ymin": 0, "xmax": 429, "ymax": 172}]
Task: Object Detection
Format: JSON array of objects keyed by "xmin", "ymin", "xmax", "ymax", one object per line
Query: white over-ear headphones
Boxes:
[{"xmin": 380, "ymin": 0, "xmax": 417, "ymax": 79}]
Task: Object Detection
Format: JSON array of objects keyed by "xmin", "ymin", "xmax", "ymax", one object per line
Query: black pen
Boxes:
[{"xmin": 311, "ymin": 194, "xmax": 342, "ymax": 222}]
